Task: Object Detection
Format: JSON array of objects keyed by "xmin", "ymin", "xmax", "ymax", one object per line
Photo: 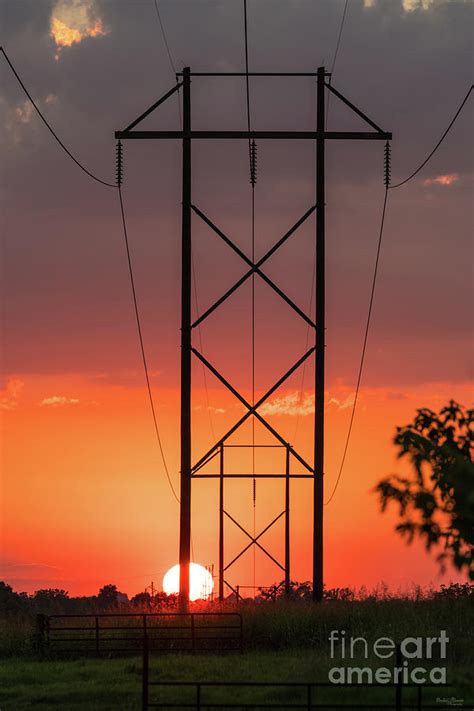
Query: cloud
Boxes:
[
  {"xmin": 193, "ymin": 405, "xmax": 226, "ymax": 414},
  {"xmin": 423, "ymin": 173, "xmax": 460, "ymax": 187},
  {"xmin": 40, "ymin": 395, "xmax": 79, "ymax": 407},
  {"xmin": 328, "ymin": 393, "xmax": 356, "ymax": 411},
  {"xmin": 259, "ymin": 391, "xmax": 358, "ymax": 417},
  {"xmin": 259, "ymin": 391, "xmax": 315, "ymax": 417},
  {"xmin": 0, "ymin": 378, "xmax": 25, "ymax": 410},
  {"xmin": 366, "ymin": 0, "xmax": 451, "ymax": 9},
  {"xmin": 0, "ymin": 561, "xmax": 60, "ymax": 574},
  {"xmin": 50, "ymin": 0, "xmax": 109, "ymax": 59},
  {"xmin": 2, "ymin": 95, "xmax": 59, "ymax": 145},
  {"xmin": 14, "ymin": 100, "xmax": 34, "ymax": 125},
  {"xmin": 402, "ymin": 0, "xmax": 436, "ymax": 10}
]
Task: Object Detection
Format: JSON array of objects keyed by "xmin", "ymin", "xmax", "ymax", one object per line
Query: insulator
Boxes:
[
  {"xmin": 249, "ymin": 140, "xmax": 258, "ymax": 186},
  {"xmin": 253, "ymin": 478, "xmax": 256, "ymax": 506},
  {"xmin": 384, "ymin": 141, "xmax": 391, "ymax": 188},
  {"xmin": 116, "ymin": 140, "xmax": 123, "ymax": 186}
]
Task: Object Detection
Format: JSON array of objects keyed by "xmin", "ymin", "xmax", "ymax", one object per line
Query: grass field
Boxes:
[{"xmin": 1, "ymin": 598, "xmax": 473, "ymax": 710}]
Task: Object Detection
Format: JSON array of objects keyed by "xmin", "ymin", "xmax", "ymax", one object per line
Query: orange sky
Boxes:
[
  {"xmin": 1, "ymin": 373, "xmax": 470, "ymax": 596},
  {"xmin": 1, "ymin": 0, "xmax": 472, "ymax": 600}
]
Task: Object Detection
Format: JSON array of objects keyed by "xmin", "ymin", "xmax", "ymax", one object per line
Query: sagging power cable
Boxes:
[
  {"xmin": 117, "ymin": 144, "xmax": 180, "ymax": 504},
  {"xmin": 1, "ymin": 47, "xmax": 116, "ymax": 188},
  {"xmin": 327, "ymin": 85, "xmax": 472, "ymax": 505},
  {"xmin": 390, "ymin": 84, "xmax": 473, "ymax": 189},
  {"xmin": 3, "ymin": 44, "xmax": 179, "ymax": 506}
]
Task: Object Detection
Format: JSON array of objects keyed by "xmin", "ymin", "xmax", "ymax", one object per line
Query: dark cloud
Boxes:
[{"xmin": 1, "ymin": 0, "xmax": 472, "ymax": 387}]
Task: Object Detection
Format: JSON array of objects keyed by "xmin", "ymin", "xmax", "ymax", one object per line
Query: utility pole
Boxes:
[
  {"xmin": 179, "ymin": 67, "xmax": 192, "ymax": 610},
  {"xmin": 115, "ymin": 68, "xmax": 391, "ymax": 606},
  {"xmin": 313, "ymin": 66, "xmax": 325, "ymax": 602}
]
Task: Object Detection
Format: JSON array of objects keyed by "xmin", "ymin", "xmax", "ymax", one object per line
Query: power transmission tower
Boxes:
[{"xmin": 115, "ymin": 67, "xmax": 391, "ymax": 606}]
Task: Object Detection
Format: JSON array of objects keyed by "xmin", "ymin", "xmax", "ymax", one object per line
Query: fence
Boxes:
[
  {"xmin": 38, "ymin": 612, "xmax": 242, "ymax": 656},
  {"xmin": 142, "ymin": 640, "xmax": 456, "ymax": 711}
]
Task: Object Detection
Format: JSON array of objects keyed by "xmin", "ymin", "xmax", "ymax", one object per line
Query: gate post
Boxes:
[
  {"xmin": 395, "ymin": 644, "xmax": 402, "ymax": 711},
  {"xmin": 142, "ymin": 632, "xmax": 149, "ymax": 711},
  {"xmin": 33, "ymin": 613, "xmax": 46, "ymax": 654}
]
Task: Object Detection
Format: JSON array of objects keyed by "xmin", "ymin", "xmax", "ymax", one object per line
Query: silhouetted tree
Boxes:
[
  {"xmin": 0, "ymin": 581, "xmax": 30, "ymax": 616},
  {"xmin": 97, "ymin": 584, "xmax": 119, "ymax": 609},
  {"xmin": 131, "ymin": 591, "xmax": 152, "ymax": 608},
  {"xmin": 323, "ymin": 586, "xmax": 355, "ymax": 601},
  {"xmin": 374, "ymin": 401, "xmax": 473, "ymax": 579},
  {"xmin": 32, "ymin": 589, "xmax": 70, "ymax": 614},
  {"xmin": 257, "ymin": 581, "xmax": 310, "ymax": 601},
  {"xmin": 433, "ymin": 582, "xmax": 474, "ymax": 600},
  {"xmin": 152, "ymin": 591, "xmax": 178, "ymax": 609}
]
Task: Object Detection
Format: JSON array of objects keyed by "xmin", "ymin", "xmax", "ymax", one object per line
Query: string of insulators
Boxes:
[
  {"xmin": 253, "ymin": 478, "xmax": 256, "ymax": 506},
  {"xmin": 384, "ymin": 141, "xmax": 391, "ymax": 188},
  {"xmin": 249, "ymin": 139, "xmax": 258, "ymax": 186},
  {"xmin": 116, "ymin": 140, "xmax": 123, "ymax": 186}
]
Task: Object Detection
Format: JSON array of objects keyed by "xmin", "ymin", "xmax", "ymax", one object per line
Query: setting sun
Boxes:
[{"xmin": 162, "ymin": 564, "xmax": 214, "ymax": 601}]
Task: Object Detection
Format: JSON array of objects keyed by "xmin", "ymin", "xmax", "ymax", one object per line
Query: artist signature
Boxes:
[{"xmin": 436, "ymin": 697, "xmax": 465, "ymax": 708}]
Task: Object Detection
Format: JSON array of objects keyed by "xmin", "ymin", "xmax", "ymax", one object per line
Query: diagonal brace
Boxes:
[
  {"xmin": 191, "ymin": 205, "xmax": 316, "ymax": 329},
  {"xmin": 191, "ymin": 345, "xmax": 315, "ymax": 473},
  {"xmin": 324, "ymin": 82, "xmax": 385, "ymax": 134},
  {"xmin": 122, "ymin": 82, "xmax": 184, "ymax": 133},
  {"xmin": 224, "ymin": 510, "xmax": 286, "ymax": 572}
]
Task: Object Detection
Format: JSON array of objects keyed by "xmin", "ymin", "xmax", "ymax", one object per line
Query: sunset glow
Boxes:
[{"xmin": 2, "ymin": 0, "xmax": 471, "ymax": 602}]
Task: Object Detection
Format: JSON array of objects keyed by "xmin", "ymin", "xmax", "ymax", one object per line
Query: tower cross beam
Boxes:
[{"xmin": 116, "ymin": 130, "xmax": 391, "ymax": 140}]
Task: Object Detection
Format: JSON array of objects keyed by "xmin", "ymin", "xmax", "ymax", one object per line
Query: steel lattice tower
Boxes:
[{"xmin": 115, "ymin": 67, "xmax": 391, "ymax": 605}]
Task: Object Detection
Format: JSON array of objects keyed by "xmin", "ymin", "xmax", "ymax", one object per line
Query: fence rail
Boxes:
[
  {"xmin": 142, "ymin": 640, "xmax": 456, "ymax": 711},
  {"xmin": 37, "ymin": 612, "xmax": 242, "ymax": 656}
]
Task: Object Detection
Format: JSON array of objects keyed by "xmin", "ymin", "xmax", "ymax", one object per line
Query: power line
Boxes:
[
  {"xmin": 152, "ymin": 0, "xmax": 176, "ymax": 74},
  {"xmin": 295, "ymin": 0, "xmax": 350, "ymax": 441},
  {"xmin": 192, "ymin": 252, "xmax": 216, "ymax": 442},
  {"xmin": 151, "ymin": 2, "xmax": 215, "ymax": 450},
  {"xmin": 1, "ymin": 47, "xmax": 116, "ymax": 188},
  {"xmin": 3, "ymin": 46, "xmax": 179, "ymax": 506},
  {"xmin": 292, "ymin": 243, "xmax": 316, "ymax": 446},
  {"xmin": 330, "ymin": 0, "xmax": 349, "ymax": 76},
  {"xmin": 118, "ymin": 184, "xmax": 180, "ymax": 504},
  {"xmin": 325, "ymin": 0, "xmax": 350, "ymax": 128},
  {"xmin": 325, "ymin": 186, "xmax": 389, "ymax": 506},
  {"xmin": 151, "ymin": 0, "xmax": 182, "ymax": 127},
  {"xmin": 325, "ymin": 86, "xmax": 472, "ymax": 505},
  {"xmin": 390, "ymin": 84, "xmax": 473, "ymax": 189}
]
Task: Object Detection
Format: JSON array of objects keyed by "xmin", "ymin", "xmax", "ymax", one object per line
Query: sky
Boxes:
[{"xmin": 0, "ymin": 0, "xmax": 472, "ymax": 597}]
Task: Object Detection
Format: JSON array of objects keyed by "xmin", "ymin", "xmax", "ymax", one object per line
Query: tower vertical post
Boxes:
[
  {"xmin": 219, "ymin": 443, "xmax": 224, "ymax": 601},
  {"xmin": 285, "ymin": 445, "xmax": 290, "ymax": 596},
  {"xmin": 179, "ymin": 66, "xmax": 192, "ymax": 608},
  {"xmin": 313, "ymin": 66, "xmax": 325, "ymax": 602}
]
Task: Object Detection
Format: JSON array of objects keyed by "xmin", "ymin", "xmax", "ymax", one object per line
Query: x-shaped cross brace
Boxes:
[
  {"xmin": 191, "ymin": 204, "xmax": 317, "ymax": 329},
  {"xmin": 224, "ymin": 509, "xmax": 286, "ymax": 573},
  {"xmin": 190, "ymin": 205, "xmax": 319, "ymax": 476},
  {"xmin": 191, "ymin": 345, "xmax": 315, "ymax": 474}
]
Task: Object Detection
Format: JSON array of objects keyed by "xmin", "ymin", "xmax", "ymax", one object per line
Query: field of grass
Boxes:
[{"xmin": 1, "ymin": 598, "xmax": 473, "ymax": 710}]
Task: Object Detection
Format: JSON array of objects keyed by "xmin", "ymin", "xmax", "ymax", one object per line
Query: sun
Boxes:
[{"xmin": 162, "ymin": 563, "xmax": 214, "ymax": 601}]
